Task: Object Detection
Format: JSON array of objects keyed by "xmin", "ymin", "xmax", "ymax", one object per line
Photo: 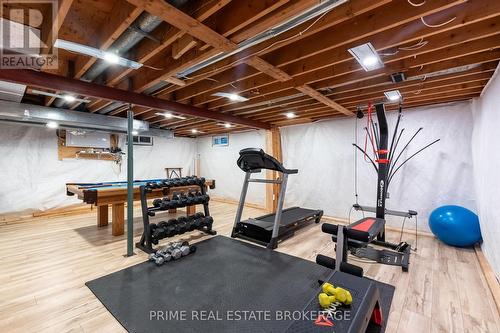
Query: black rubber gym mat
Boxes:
[{"xmin": 86, "ymin": 236, "xmax": 394, "ymax": 333}]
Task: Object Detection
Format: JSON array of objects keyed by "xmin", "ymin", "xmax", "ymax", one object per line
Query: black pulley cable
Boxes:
[
  {"xmin": 388, "ymin": 105, "xmax": 403, "ymax": 163},
  {"xmin": 352, "ymin": 143, "xmax": 378, "ymax": 172},
  {"xmin": 388, "ymin": 139, "xmax": 440, "ymax": 186},
  {"xmin": 388, "ymin": 127, "xmax": 423, "ymax": 179},
  {"xmin": 354, "ymin": 109, "xmax": 360, "ymax": 205}
]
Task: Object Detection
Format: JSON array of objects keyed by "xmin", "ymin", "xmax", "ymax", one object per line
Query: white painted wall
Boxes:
[
  {"xmin": 194, "ymin": 102, "xmax": 476, "ymax": 234},
  {"xmin": 196, "ymin": 130, "xmax": 267, "ymax": 206},
  {"xmin": 472, "ymin": 66, "xmax": 500, "ymax": 278},
  {"xmin": 0, "ymin": 123, "xmax": 196, "ymax": 214},
  {"xmin": 280, "ymin": 102, "xmax": 476, "ymax": 231}
]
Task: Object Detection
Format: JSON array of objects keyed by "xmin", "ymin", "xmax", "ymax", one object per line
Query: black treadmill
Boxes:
[{"xmin": 231, "ymin": 148, "xmax": 323, "ymax": 249}]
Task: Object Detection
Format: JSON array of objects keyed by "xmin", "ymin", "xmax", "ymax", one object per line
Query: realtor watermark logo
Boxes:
[
  {"xmin": 0, "ymin": 0, "xmax": 58, "ymax": 69},
  {"xmin": 149, "ymin": 309, "xmax": 351, "ymax": 327}
]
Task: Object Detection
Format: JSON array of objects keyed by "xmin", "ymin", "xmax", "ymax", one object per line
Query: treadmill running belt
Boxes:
[{"xmin": 258, "ymin": 207, "xmax": 321, "ymax": 225}]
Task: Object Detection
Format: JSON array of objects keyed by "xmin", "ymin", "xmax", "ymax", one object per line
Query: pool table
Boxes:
[{"xmin": 66, "ymin": 178, "xmax": 215, "ymax": 236}]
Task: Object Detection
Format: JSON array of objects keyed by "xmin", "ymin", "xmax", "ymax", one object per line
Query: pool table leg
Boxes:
[
  {"xmin": 186, "ymin": 205, "xmax": 196, "ymax": 215},
  {"xmin": 97, "ymin": 205, "xmax": 109, "ymax": 227},
  {"xmin": 112, "ymin": 203, "xmax": 125, "ymax": 236}
]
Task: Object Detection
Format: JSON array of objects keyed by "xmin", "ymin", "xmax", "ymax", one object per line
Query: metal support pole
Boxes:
[
  {"xmin": 126, "ymin": 108, "xmax": 135, "ymax": 257},
  {"xmin": 267, "ymin": 173, "xmax": 288, "ymax": 249},
  {"xmin": 231, "ymin": 172, "xmax": 251, "ymax": 237}
]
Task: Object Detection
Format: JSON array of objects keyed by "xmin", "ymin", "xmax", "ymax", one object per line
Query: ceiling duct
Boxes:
[
  {"xmin": 0, "ymin": 80, "xmax": 26, "ymax": 102},
  {"xmin": 0, "ymin": 100, "xmax": 150, "ymax": 134},
  {"xmin": 54, "ymin": 0, "xmax": 190, "ymax": 108},
  {"xmin": 177, "ymin": 0, "xmax": 348, "ymax": 78}
]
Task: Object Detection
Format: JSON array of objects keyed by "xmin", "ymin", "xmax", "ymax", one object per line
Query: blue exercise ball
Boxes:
[{"xmin": 429, "ymin": 205, "xmax": 481, "ymax": 247}]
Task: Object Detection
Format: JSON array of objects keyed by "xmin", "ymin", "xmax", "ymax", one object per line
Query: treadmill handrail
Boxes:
[{"xmin": 237, "ymin": 148, "xmax": 298, "ymax": 174}]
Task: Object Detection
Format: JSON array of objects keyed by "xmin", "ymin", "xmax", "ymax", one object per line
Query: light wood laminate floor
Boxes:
[{"xmin": 0, "ymin": 201, "xmax": 498, "ymax": 333}]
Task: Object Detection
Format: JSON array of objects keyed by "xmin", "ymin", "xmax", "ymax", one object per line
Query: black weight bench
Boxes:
[{"xmin": 320, "ymin": 218, "xmax": 410, "ymax": 275}]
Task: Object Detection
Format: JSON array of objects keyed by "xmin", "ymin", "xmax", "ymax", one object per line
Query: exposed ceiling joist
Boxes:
[{"xmin": 126, "ymin": 0, "xmax": 238, "ymax": 51}]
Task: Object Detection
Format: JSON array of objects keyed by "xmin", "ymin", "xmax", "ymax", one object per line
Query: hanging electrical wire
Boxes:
[
  {"xmin": 407, "ymin": 0, "xmax": 426, "ymax": 6},
  {"xmin": 421, "ymin": 15, "xmax": 457, "ymax": 28},
  {"xmin": 398, "ymin": 38, "xmax": 428, "ymax": 51}
]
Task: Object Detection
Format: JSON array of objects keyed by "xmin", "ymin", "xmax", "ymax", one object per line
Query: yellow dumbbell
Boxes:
[
  {"xmin": 322, "ymin": 283, "xmax": 353, "ymax": 305},
  {"xmin": 318, "ymin": 293, "xmax": 336, "ymax": 309}
]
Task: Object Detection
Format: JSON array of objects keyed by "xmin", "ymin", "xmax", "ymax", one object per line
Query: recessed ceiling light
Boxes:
[
  {"xmin": 362, "ymin": 56, "xmax": 378, "ymax": 68},
  {"xmin": 285, "ymin": 112, "xmax": 297, "ymax": 119},
  {"xmin": 131, "ymin": 130, "xmax": 139, "ymax": 135},
  {"xmin": 29, "ymin": 89, "xmax": 91, "ymax": 103},
  {"xmin": 103, "ymin": 52, "xmax": 119, "ymax": 64},
  {"xmin": 63, "ymin": 94, "xmax": 76, "ymax": 102},
  {"xmin": 211, "ymin": 92, "xmax": 249, "ymax": 102},
  {"xmin": 348, "ymin": 42, "xmax": 384, "ymax": 71},
  {"xmin": 154, "ymin": 112, "xmax": 186, "ymax": 120},
  {"xmin": 53, "ymin": 39, "xmax": 142, "ymax": 69},
  {"xmin": 224, "ymin": 123, "xmax": 232, "ymax": 128},
  {"xmin": 384, "ymin": 90, "xmax": 402, "ymax": 101},
  {"xmin": 46, "ymin": 121, "xmax": 58, "ymax": 129},
  {"xmin": 191, "ymin": 129, "xmax": 198, "ymax": 134}
]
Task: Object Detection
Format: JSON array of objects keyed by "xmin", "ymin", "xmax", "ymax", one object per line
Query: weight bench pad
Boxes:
[{"xmin": 347, "ymin": 217, "xmax": 385, "ymax": 242}]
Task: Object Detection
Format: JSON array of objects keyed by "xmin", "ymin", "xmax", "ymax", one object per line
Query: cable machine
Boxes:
[
  {"xmin": 318, "ymin": 103, "xmax": 440, "ymax": 275},
  {"xmin": 351, "ymin": 102, "xmax": 440, "ymax": 251}
]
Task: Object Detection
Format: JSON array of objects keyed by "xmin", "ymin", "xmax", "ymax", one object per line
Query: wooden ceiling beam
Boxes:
[
  {"xmin": 243, "ymin": 55, "xmax": 351, "ymax": 115},
  {"xmin": 0, "ymin": 69, "xmax": 270, "ymax": 129},
  {"xmin": 244, "ymin": 56, "xmax": 293, "ymax": 82},
  {"xmin": 192, "ymin": 0, "xmax": 499, "ymax": 109},
  {"xmin": 232, "ymin": 96, "xmax": 316, "ymax": 116},
  {"xmin": 233, "ymin": 70, "xmax": 494, "ymax": 119},
  {"xmin": 279, "ymin": 14, "xmax": 500, "ymax": 85},
  {"xmin": 382, "ymin": 95, "xmax": 481, "ymax": 112},
  {"xmin": 104, "ymin": 0, "xmax": 232, "ymax": 87},
  {"xmin": 42, "ymin": 0, "xmax": 74, "ymax": 71},
  {"xmin": 317, "ymin": 61, "xmax": 499, "ymax": 98},
  {"xmin": 133, "ymin": 0, "xmax": 390, "ymax": 94},
  {"xmin": 108, "ymin": 0, "xmax": 281, "ymax": 90},
  {"xmin": 294, "ymin": 85, "xmax": 351, "ymax": 115},
  {"xmin": 164, "ymin": 0, "xmax": 391, "ymax": 96},
  {"xmin": 208, "ymin": 0, "xmax": 291, "ymax": 43},
  {"xmin": 269, "ymin": 94, "xmax": 480, "ymax": 125},
  {"xmin": 220, "ymin": 59, "xmax": 498, "ymax": 118},
  {"xmin": 208, "ymin": 37, "xmax": 500, "ymax": 110},
  {"xmin": 164, "ymin": 0, "xmax": 393, "ymax": 101},
  {"xmin": 334, "ymin": 72, "xmax": 494, "ymax": 103},
  {"xmin": 126, "ymin": 0, "xmax": 238, "ymax": 52},
  {"xmin": 340, "ymin": 82, "xmax": 488, "ymax": 108},
  {"xmin": 270, "ymin": 91, "xmax": 483, "ymax": 124},
  {"xmin": 172, "ymin": 35, "xmax": 198, "ymax": 60},
  {"xmin": 229, "ymin": 65, "xmax": 496, "ymax": 116},
  {"xmin": 88, "ymin": 99, "xmax": 115, "ymax": 113},
  {"xmin": 311, "ymin": 48, "xmax": 500, "ymax": 93},
  {"xmin": 204, "ymin": 22, "xmax": 498, "ymax": 108},
  {"xmin": 171, "ymin": 85, "xmax": 484, "ymax": 134},
  {"xmin": 260, "ymin": 0, "xmax": 468, "ymax": 68},
  {"xmin": 302, "ymin": 88, "xmax": 485, "ymax": 121}
]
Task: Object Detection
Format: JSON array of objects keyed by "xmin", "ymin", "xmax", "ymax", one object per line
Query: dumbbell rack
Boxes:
[{"xmin": 136, "ymin": 177, "xmax": 217, "ymax": 254}]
